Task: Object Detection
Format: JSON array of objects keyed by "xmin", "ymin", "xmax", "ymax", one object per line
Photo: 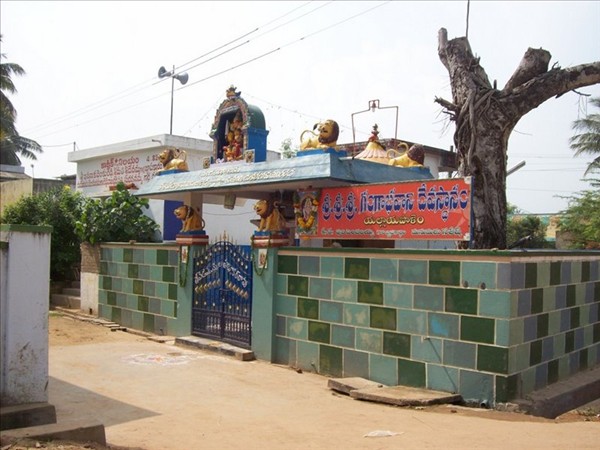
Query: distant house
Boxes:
[
  {"xmin": 67, "ymin": 134, "xmax": 215, "ymax": 241},
  {"xmin": 509, "ymin": 213, "xmax": 563, "ymax": 245},
  {"xmin": 0, "ymin": 161, "xmax": 75, "ymax": 217}
]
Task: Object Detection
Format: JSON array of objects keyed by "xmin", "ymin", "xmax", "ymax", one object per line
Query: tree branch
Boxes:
[
  {"xmin": 437, "ymin": 28, "xmax": 492, "ymax": 95},
  {"xmin": 504, "ymin": 48, "xmax": 552, "ymax": 92},
  {"xmin": 509, "ymin": 61, "xmax": 600, "ymax": 116},
  {"xmin": 434, "ymin": 96, "xmax": 458, "ymax": 112}
]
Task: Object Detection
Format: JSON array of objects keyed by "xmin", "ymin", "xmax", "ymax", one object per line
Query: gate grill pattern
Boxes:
[{"xmin": 192, "ymin": 241, "xmax": 252, "ymax": 348}]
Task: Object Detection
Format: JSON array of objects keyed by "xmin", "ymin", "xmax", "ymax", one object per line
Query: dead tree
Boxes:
[{"xmin": 436, "ymin": 28, "xmax": 600, "ymax": 249}]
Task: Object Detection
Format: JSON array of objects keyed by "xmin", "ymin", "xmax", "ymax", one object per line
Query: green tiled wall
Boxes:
[
  {"xmin": 274, "ymin": 250, "xmax": 600, "ymax": 405},
  {"xmin": 98, "ymin": 245, "xmax": 181, "ymax": 336}
]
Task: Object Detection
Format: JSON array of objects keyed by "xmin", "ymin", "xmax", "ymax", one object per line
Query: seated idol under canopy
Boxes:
[{"xmin": 209, "ymin": 86, "xmax": 269, "ymax": 163}]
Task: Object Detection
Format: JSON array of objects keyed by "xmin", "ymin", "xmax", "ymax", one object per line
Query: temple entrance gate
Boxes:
[{"xmin": 192, "ymin": 237, "xmax": 253, "ymax": 348}]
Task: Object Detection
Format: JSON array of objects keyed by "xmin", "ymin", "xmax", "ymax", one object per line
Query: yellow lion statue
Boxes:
[
  {"xmin": 388, "ymin": 144, "xmax": 425, "ymax": 168},
  {"xmin": 254, "ymin": 199, "xmax": 286, "ymax": 232},
  {"xmin": 158, "ymin": 148, "xmax": 189, "ymax": 172},
  {"xmin": 174, "ymin": 205, "xmax": 205, "ymax": 233},
  {"xmin": 299, "ymin": 119, "xmax": 340, "ymax": 150}
]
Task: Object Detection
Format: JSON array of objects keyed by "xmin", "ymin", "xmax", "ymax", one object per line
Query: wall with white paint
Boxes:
[{"xmin": 0, "ymin": 225, "xmax": 52, "ymax": 405}]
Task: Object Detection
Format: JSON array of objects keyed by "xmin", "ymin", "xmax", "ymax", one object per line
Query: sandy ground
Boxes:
[{"xmin": 5, "ymin": 312, "xmax": 598, "ymax": 450}]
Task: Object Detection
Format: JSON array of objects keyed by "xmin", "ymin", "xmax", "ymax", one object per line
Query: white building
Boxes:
[{"xmin": 68, "ymin": 134, "xmax": 274, "ymax": 244}]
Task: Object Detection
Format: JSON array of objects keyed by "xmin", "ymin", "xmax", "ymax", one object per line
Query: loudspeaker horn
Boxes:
[
  {"xmin": 175, "ymin": 73, "xmax": 189, "ymax": 85},
  {"xmin": 158, "ymin": 66, "xmax": 170, "ymax": 78}
]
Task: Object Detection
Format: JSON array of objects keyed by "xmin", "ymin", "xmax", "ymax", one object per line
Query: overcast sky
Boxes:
[{"xmin": 1, "ymin": 1, "xmax": 599, "ymax": 214}]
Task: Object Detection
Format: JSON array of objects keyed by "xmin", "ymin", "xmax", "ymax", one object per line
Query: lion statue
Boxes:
[
  {"xmin": 174, "ymin": 205, "xmax": 205, "ymax": 233},
  {"xmin": 388, "ymin": 144, "xmax": 425, "ymax": 168},
  {"xmin": 158, "ymin": 148, "xmax": 189, "ymax": 172},
  {"xmin": 299, "ymin": 119, "xmax": 340, "ymax": 150},
  {"xmin": 253, "ymin": 199, "xmax": 286, "ymax": 232}
]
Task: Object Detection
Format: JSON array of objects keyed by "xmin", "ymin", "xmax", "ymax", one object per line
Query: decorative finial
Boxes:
[{"xmin": 226, "ymin": 85, "xmax": 241, "ymax": 98}]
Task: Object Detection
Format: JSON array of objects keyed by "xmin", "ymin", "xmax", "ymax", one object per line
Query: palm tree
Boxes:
[
  {"xmin": 0, "ymin": 34, "xmax": 42, "ymax": 165},
  {"xmin": 570, "ymin": 97, "xmax": 600, "ymax": 175}
]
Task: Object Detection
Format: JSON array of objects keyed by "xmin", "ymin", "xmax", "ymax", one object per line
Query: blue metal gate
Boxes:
[{"xmin": 192, "ymin": 240, "xmax": 253, "ymax": 348}]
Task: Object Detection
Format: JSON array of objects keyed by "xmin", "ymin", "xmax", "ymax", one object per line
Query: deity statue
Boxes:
[{"xmin": 223, "ymin": 110, "xmax": 244, "ymax": 161}]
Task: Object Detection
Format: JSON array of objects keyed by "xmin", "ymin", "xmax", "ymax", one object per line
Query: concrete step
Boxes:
[
  {"xmin": 69, "ymin": 280, "xmax": 81, "ymax": 289},
  {"xmin": 513, "ymin": 365, "xmax": 600, "ymax": 418},
  {"xmin": 50, "ymin": 294, "xmax": 81, "ymax": 310},
  {"xmin": 0, "ymin": 402, "xmax": 57, "ymax": 431},
  {"xmin": 1, "ymin": 419, "xmax": 106, "ymax": 446},
  {"xmin": 175, "ymin": 336, "xmax": 255, "ymax": 361},
  {"xmin": 62, "ymin": 288, "xmax": 81, "ymax": 296}
]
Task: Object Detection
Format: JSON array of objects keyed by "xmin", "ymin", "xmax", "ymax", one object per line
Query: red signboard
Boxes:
[{"xmin": 298, "ymin": 178, "xmax": 472, "ymax": 241}]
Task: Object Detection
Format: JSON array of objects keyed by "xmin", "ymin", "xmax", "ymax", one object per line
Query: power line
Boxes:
[
  {"xmin": 244, "ymin": 92, "xmax": 370, "ymax": 137},
  {"xmin": 509, "ymin": 155, "xmax": 579, "ymax": 159},
  {"xmin": 26, "ymin": 1, "xmax": 391, "ymax": 141},
  {"xmin": 182, "ymin": 100, "xmax": 221, "ymax": 137},
  {"xmin": 282, "ymin": 1, "xmax": 389, "ymax": 46},
  {"xmin": 178, "ymin": 2, "xmax": 390, "ymax": 93},
  {"xmin": 24, "ymin": 81, "xmax": 156, "ymax": 135},
  {"xmin": 34, "ymin": 90, "xmax": 172, "ymax": 140},
  {"xmin": 181, "ymin": 48, "xmax": 282, "ymax": 90},
  {"xmin": 164, "ymin": 40, "xmax": 252, "ymax": 80},
  {"xmin": 251, "ymin": 1, "xmax": 334, "ymax": 41},
  {"xmin": 508, "ymin": 187, "xmax": 583, "ymax": 193},
  {"xmin": 39, "ymin": 142, "xmax": 74, "ymax": 148},
  {"xmin": 519, "ymin": 168, "xmax": 589, "ymax": 172},
  {"xmin": 181, "ymin": 2, "xmax": 389, "ymax": 140},
  {"xmin": 170, "ymin": 2, "xmax": 334, "ymax": 78},
  {"xmin": 22, "ymin": 2, "xmax": 317, "ymax": 137},
  {"xmin": 174, "ymin": 1, "xmax": 314, "ymax": 74},
  {"xmin": 175, "ymin": 29, "xmax": 258, "ymax": 74}
]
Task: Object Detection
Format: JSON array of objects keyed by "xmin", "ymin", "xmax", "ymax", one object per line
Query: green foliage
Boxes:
[
  {"xmin": 558, "ymin": 185, "xmax": 600, "ymax": 249},
  {"xmin": 279, "ymin": 138, "xmax": 298, "ymax": 159},
  {"xmin": 1, "ymin": 183, "xmax": 160, "ymax": 278},
  {"xmin": 506, "ymin": 203, "xmax": 551, "ymax": 249},
  {"xmin": 0, "ymin": 34, "xmax": 42, "ymax": 161},
  {"xmin": 506, "ymin": 204, "xmax": 522, "ymax": 215},
  {"xmin": 75, "ymin": 182, "xmax": 159, "ymax": 244},
  {"xmin": 570, "ymin": 97, "xmax": 600, "ymax": 175},
  {"xmin": 1, "ymin": 186, "xmax": 84, "ymax": 280}
]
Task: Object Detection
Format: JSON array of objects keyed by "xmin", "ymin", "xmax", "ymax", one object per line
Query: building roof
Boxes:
[
  {"xmin": 135, "ymin": 152, "xmax": 434, "ymax": 203},
  {"xmin": 68, "ymin": 134, "xmax": 212, "ymax": 163},
  {"xmin": 0, "ymin": 164, "xmax": 30, "ymax": 182}
]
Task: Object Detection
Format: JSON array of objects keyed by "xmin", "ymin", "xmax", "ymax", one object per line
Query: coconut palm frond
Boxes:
[{"xmin": 570, "ymin": 97, "xmax": 600, "ymax": 174}]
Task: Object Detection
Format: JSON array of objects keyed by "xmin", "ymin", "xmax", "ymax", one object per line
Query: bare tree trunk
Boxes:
[{"xmin": 435, "ymin": 28, "xmax": 600, "ymax": 249}]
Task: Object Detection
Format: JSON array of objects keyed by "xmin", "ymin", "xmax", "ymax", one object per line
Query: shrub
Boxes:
[
  {"xmin": 558, "ymin": 187, "xmax": 600, "ymax": 249},
  {"xmin": 1, "ymin": 186, "xmax": 84, "ymax": 280},
  {"xmin": 75, "ymin": 182, "xmax": 159, "ymax": 244}
]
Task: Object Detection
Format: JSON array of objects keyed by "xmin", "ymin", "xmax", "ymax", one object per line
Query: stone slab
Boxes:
[
  {"xmin": 514, "ymin": 365, "xmax": 600, "ymax": 419},
  {"xmin": 0, "ymin": 403, "xmax": 56, "ymax": 431},
  {"xmin": 327, "ymin": 377, "xmax": 384, "ymax": 395},
  {"xmin": 350, "ymin": 385, "xmax": 462, "ymax": 407},
  {"xmin": 0, "ymin": 419, "xmax": 106, "ymax": 446}
]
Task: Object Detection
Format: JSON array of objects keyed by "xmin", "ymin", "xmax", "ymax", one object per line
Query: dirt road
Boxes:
[{"xmin": 43, "ymin": 313, "xmax": 599, "ymax": 450}]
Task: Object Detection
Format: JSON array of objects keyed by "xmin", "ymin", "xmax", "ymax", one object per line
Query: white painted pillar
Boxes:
[{"xmin": 0, "ymin": 225, "xmax": 52, "ymax": 405}]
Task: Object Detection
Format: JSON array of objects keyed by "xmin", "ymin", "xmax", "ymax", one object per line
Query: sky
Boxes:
[{"xmin": 1, "ymin": 0, "xmax": 599, "ymax": 214}]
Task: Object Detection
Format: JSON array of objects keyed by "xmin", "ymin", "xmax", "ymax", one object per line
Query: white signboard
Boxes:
[{"xmin": 76, "ymin": 149, "xmax": 207, "ymax": 196}]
